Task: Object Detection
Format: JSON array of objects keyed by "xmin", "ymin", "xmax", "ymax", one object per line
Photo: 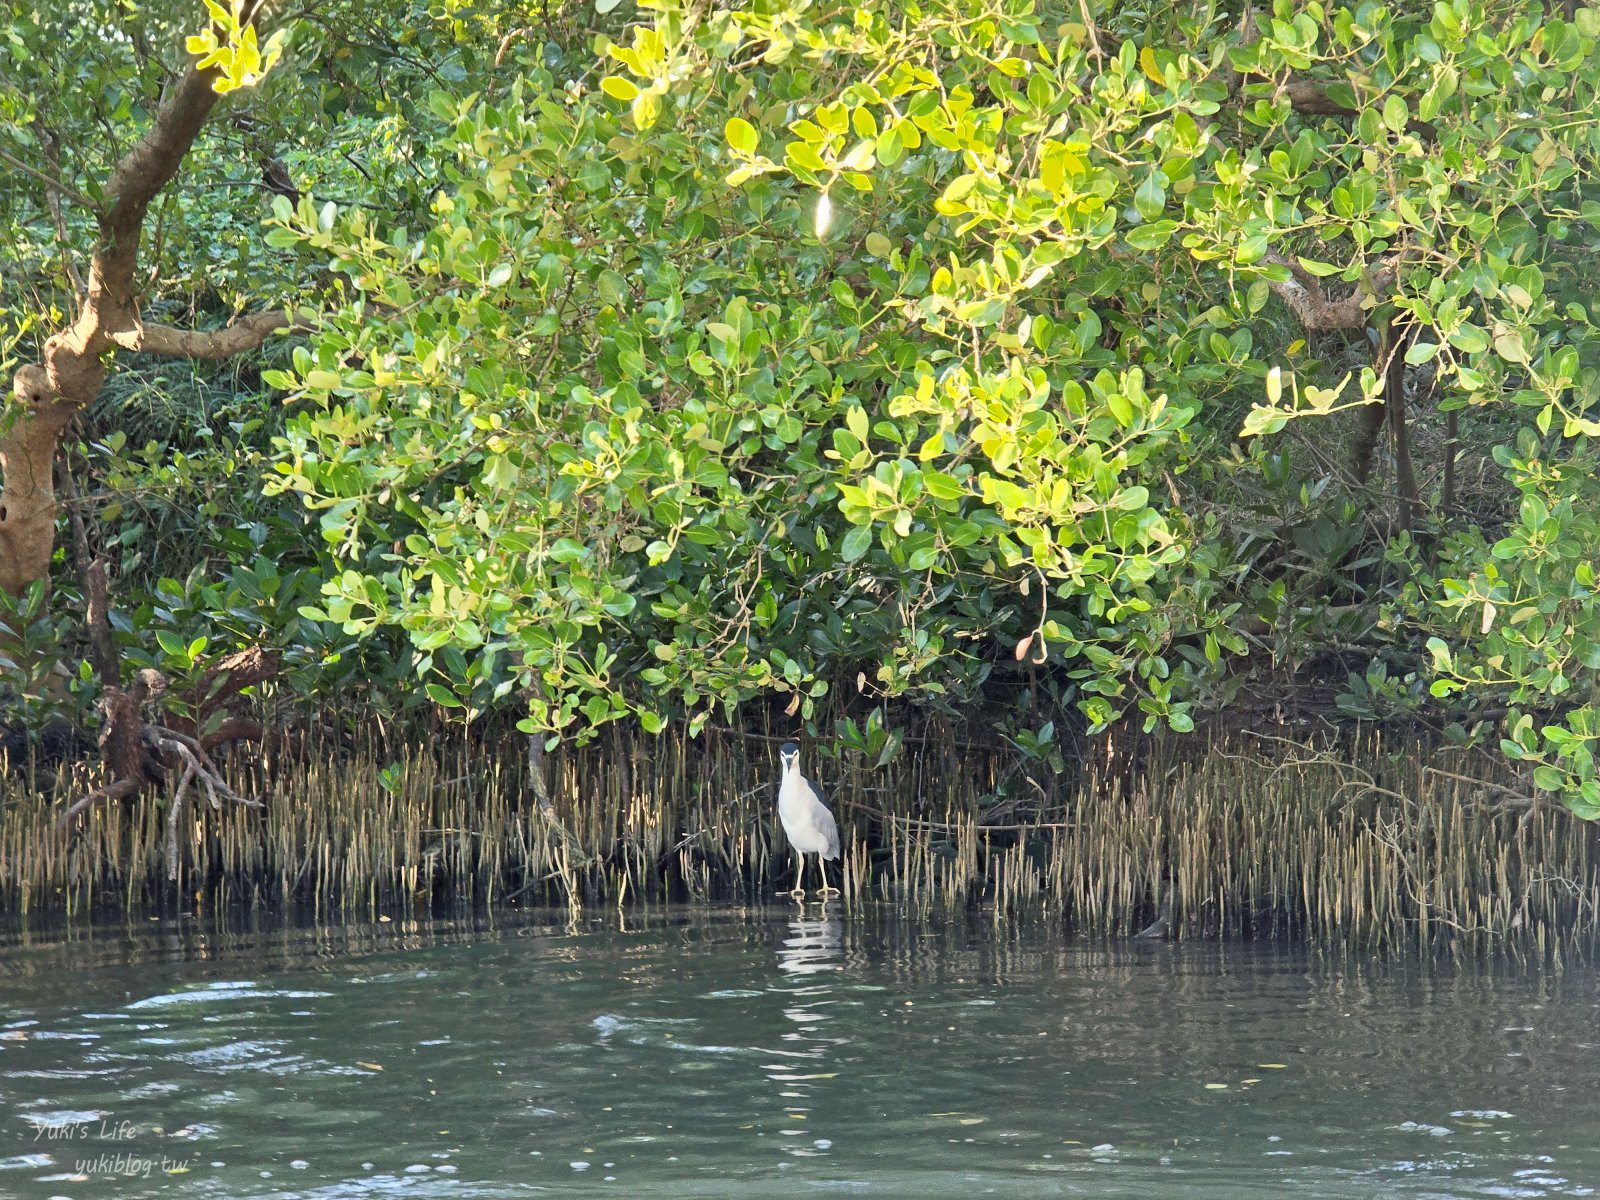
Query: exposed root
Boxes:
[
  {"xmin": 56, "ymin": 669, "xmax": 264, "ymax": 863},
  {"xmin": 153, "ymin": 728, "xmax": 262, "ymax": 879},
  {"xmin": 54, "ymin": 777, "xmax": 137, "ymax": 828},
  {"xmin": 177, "ymin": 646, "xmax": 279, "ymax": 751}
]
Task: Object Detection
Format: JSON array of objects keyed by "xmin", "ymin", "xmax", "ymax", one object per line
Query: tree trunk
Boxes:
[
  {"xmin": 1384, "ymin": 316, "xmax": 1421, "ymax": 537},
  {"xmin": 0, "ymin": 369, "xmax": 78, "ymax": 596},
  {"xmin": 3, "ymin": 6, "xmax": 288, "ymax": 607}
]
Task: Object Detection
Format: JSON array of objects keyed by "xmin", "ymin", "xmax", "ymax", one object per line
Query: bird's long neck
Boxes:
[{"xmin": 780, "ymin": 756, "xmax": 803, "ymax": 804}]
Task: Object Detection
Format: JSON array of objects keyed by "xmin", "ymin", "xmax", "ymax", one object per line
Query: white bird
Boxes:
[{"xmin": 777, "ymin": 741, "xmax": 840, "ymax": 900}]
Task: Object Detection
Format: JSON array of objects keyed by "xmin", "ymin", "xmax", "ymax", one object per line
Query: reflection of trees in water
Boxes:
[
  {"xmin": 854, "ymin": 910, "xmax": 1578, "ymax": 1101},
  {"xmin": 0, "ymin": 909, "xmax": 542, "ymax": 982},
  {"xmin": 767, "ymin": 909, "xmax": 850, "ymax": 1159}
]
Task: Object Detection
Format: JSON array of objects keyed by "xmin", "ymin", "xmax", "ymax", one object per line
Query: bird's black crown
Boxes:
[{"xmin": 779, "ymin": 741, "xmax": 800, "ymax": 756}]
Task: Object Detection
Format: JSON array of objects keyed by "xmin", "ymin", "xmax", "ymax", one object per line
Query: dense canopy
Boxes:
[{"xmin": 4, "ymin": 0, "xmax": 1600, "ymax": 815}]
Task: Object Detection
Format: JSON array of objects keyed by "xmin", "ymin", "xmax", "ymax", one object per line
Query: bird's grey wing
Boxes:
[{"xmin": 810, "ymin": 779, "xmax": 841, "ymax": 859}]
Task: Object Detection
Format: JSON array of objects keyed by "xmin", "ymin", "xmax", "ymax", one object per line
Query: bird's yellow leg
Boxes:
[
  {"xmin": 815, "ymin": 856, "xmax": 840, "ymax": 896},
  {"xmin": 788, "ymin": 853, "xmax": 808, "ymax": 900}
]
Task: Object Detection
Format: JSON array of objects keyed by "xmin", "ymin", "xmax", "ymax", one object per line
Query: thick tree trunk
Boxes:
[
  {"xmin": 8, "ymin": 6, "xmax": 289, "ymax": 840},
  {"xmin": 0, "ymin": 369, "xmax": 78, "ymax": 596}
]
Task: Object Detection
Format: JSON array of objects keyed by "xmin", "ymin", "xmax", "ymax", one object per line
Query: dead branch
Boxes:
[
  {"xmin": 165, "ymin": 758, "xmax": 196, "ymax": 880},
  {"xmin": 56, "ymin": 667, "xmax": 266, "ymax": 842}
]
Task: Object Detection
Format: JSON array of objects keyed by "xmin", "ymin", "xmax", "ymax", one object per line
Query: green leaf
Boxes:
[
  {"xmin": 1133, "ymin": 171, "xmax": 1166, "ymax": 221},
  {"xmin": 724, "ymin": 116, "xmax": 757, "ymax": 154},
  {"xmin": 786, "ymin": 141, "xmax": 827, "ymax": 173},
  {"xmin": 425, "ymin": 682, "xmax": 462, "ymax": 708},
  {"xmin": 1425, "ymin": 637, "xmax": 1453, "ymax": 671},
  {"xmin": 1532, "ymin": 764, "xmax": 1565, "ymax": 792},
  {"xmin": 1494, "ymin": 331, "xmax": 1528, "ymax": 364},
  {"xmin": 1124, "ymin": 220, "xmax": 1176, "ymax": 250},
  {"xmin": 846, "ymin": 405, "xmax": 869, "ymax": 443},
  {"xmin": 1240, "ymin": 406, "xmax": 1287, "ymax": 438},
  {"xmin": 875, "ymin": 126, "xmax": 903, "ymax": 166},
  {"xmin": 1382, "ymin": 93, "xmax": 1409, "ymax": 133},
  {"xmin": 839, "ymin": 524, "xmax": 873, "ymax": 562},
  {"xmin": 1295, "ymin": 257, "xmax": 1342, "ymax": 277},
  {"xmin": 548, "ymin": 537, "xmax": 587, "ymax": 563}
]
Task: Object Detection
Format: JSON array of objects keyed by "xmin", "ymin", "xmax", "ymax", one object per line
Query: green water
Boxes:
[{"xmin": 1, "ymin": 907, "xmax": 1597, "ymax": 1198}]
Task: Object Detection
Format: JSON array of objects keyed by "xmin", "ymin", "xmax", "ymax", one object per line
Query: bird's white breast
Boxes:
[{"xmin": 778, "ymin": 770, "xmax": 832, "ymax": 855}]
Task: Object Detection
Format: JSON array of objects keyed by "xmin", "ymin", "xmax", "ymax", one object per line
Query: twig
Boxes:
[
  {"xmin": 0, "ymin": 146, "xmax": 99, "ymax": 212},
  {"xmin": 1421, "ymin": 765, "xmax": 1539, "ymax": 806},
  {"xmin": 40, "ymin": 131, "xmax": 86, "ymax": 298},
  {"xmin": 839, "ymin": 795, "xmax": 1078, "ymax": 833}
]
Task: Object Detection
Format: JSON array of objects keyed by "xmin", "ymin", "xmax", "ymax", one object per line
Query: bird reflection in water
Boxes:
[
  {"xmin": 778, "ymin": 910, "xmax": 844, "ymax": 977},
  {"xmin": 767, "ymin": 909, "xmax": 848, "ymax": 1159}
]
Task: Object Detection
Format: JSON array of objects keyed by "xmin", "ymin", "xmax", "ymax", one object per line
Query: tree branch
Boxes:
[
  {"xmin": 1281, "ymin": 79, "xmax": 1437, "ymax": 140},
  {"xmin": 1261, "ymin": 252, "xmax": 1395, "ymax": 331},
  {"xmin": 91, "ymin": 0, "xmax": 272, "ymax": 309},
  {"xmin": 55, "ymin": 778, "xmax": 138, "ymax": 830},
  {"xmin": 0, "ymin": 145, "xmax": 99, "ymax": 213},
  {"xmin": 40, "ymin": 132, "xmax": 87, "ymax": 299},
  {"xmin": 92, "ymin": 67, "xmax": 229, "ymax": 309},
  {"xmin": 106, "ymin": 310, "xmax": 293, "ymax": 358}
]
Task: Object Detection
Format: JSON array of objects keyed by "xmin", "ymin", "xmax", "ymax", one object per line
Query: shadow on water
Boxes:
[{"xmin": 0, "ymin": 905, "xmax": 1598, "ymax": 1197}]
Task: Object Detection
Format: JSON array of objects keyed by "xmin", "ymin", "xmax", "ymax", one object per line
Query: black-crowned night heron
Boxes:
[{"xmin": 777, "ymin": 741, "xmax": 840, "ymax": 899}]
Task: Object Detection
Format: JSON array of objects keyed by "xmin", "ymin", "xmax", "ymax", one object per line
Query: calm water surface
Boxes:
[{"xmin": 1, "ymin": 906, "xmax": 1597, "ymax": 1198}]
